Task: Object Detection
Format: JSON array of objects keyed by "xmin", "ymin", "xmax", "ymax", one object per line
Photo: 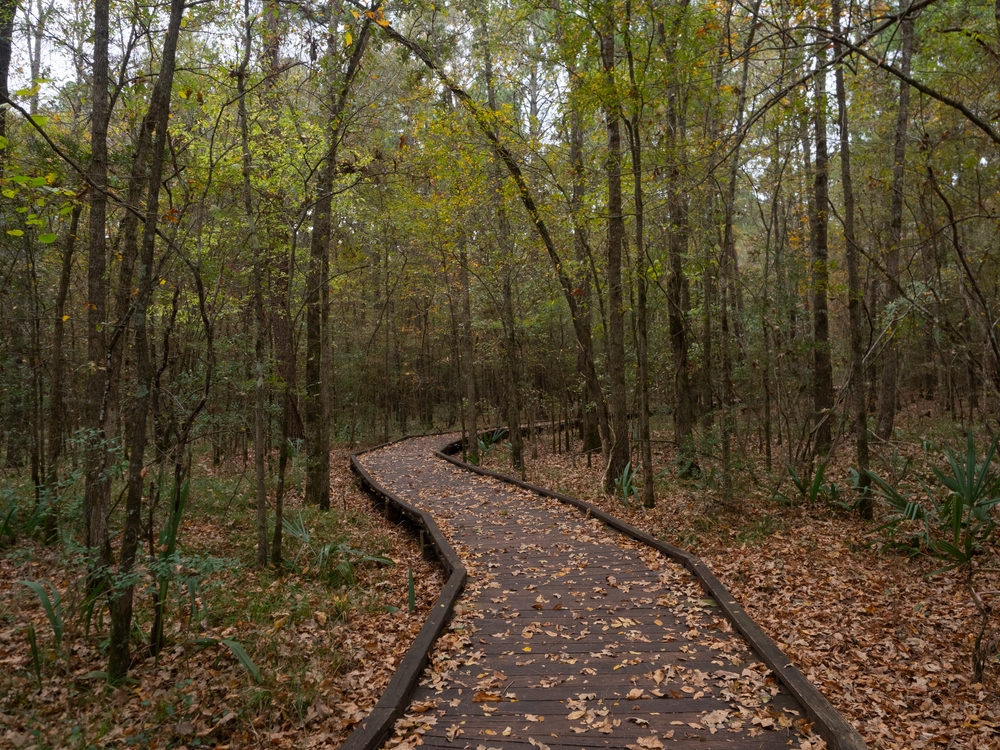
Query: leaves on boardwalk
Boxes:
[
  {"xmin": 363, "ymin": 436, "xmax": 824, "ymax": 750},
  {"xmin": 485, "ymin": 438, "xmax": 1000, "ymax": 749}
]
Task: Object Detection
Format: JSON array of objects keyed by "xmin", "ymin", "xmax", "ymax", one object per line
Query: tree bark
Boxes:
[
  {"xmin": 272, "ymin": 242, "xmax": 296, "ymax": 564},
  {"xmin": 623, "ymin": 2, "xmax": 653, "ymax": 507},
  {"xmin": 833, "ymin": 0, "xmax": 872, "ymax": 517},
  {"xmin": 718, "ymin": 0, "xmax": 762, "ymax": 506},
  {"xmin": 44, "ymin": 205, "xmax": 81, "ymax": 543},
  {"xmin": 0, "ymin": 0, "xmax": 14, "ymax": 178},
  {"xmin": 458, "ymin": 240, "xmax": 478, "ymax": 461},
  {"xmin": 237, "ymin": 0, "xmax": 268, "ymax": 567},
  {"xmin": 108, "ymin": 0, "xmax": 185, "ymax": 682},
  {"xmin": 84, "ymin": 0, "xmax": 112, "ymax": 577},
  {"xmin": 599, "ymin": 15, "xmax": 631, "ymax": 494},
  {"xmin": 666, "ymin": 92, "xmax": 694, "ymax": 469},
  {"xmin": 811, "ymin": 18, "xmax": 833, "ymax": 456},
  {"xmin": 305, "ymin": 14, "xmax": 371, "ymax": 509},
  {"xmin": 568, "ymin": 76, "xmax": 604, "ymax": 455},
  {"xmin": 875, "ymin": 13, "xmax": 914, "ymax": 441},
  {"xmin": 479, "ymin": 14, "xmax": 523, "ymax": 473}
]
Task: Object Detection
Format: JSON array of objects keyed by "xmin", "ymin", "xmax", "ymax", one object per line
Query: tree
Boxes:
[{"xmin": 875, "ymin": 11, "xmax": 914, "ymax": 441}]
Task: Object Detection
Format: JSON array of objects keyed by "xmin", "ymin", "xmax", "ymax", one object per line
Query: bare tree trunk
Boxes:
[
  {"xmin": 666, "ymin": 94, "xmax": 694, "ymax": 469},
  {"xmin": 459, "ymin": 241, "xmax": 478, "ymax": 460},
  {"xmin": 875, "ymin": 13, "xmax": 914, "ymax": 440},
  {"xmin": 501, "ymin": 266, "xmax": 524, "ymax": 475},
  {"xmin": 623, "ymin": 3, "xmax": 653, "ymax": 507},
  {"xmin": 84, "ymin": 0, "xmax": 112, "ymax": 577},
  {"xmin": 599, "ymin": 17, "xmax": 631, "ymax": 494},
  {"xmin": 107, "ymin": 0, "xmax": 185, "ymax": 682},
  {"xmin": 718, "ymin": 0, "xmax": 762, "ymax": 506},
  {"xmin": 237, "ymin": 0, "xmax": 268, "ymax": 567},
  {"xmin": 27, "ymin": 0, "xmax": 52, "ymax": 114},
  {"xmin": 479, "ymin": 15, "xmax": 523, "ymax": 473},
  {"xmin": 833, "ymin": 0, "xmax": 872, "ymax": 517},
  {"xmin": 272, "ymin": 243, "xmax": 295, "ymax": 564},
  {"xmin": 0, "ymin": 0, "xmax": 14, "ymax": 178},
  {"xmin": 811, "ymin": 15, "xmax": 833, "ymax": 456},
  {"xmin": 44, "ymin": 206, "xmax": 81, "ymax": 543},
  {"xmin": 305, "ymin": 15, "xmax": 371, "ymax": 510},
  {"xmin": 568, "ymin": 81, "xmax": 604, "ymax": 455}
]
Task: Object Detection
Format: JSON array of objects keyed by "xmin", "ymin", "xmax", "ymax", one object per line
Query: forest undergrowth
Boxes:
[
  {"xmin": 481, "ymin": 406, "xmax": 1000, "ymax": 750},
  {"xmin": 0, "ymin": 447, "xmax": 443, "ymax": 750}
]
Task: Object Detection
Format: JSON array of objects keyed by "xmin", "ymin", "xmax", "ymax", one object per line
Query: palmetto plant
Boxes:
[
  {"xmin": 614, "ymin": 462, "xmax": 640, "ymax": 508},
  {"xmin": 282, "ymin": 511, "xmax": 392, "ymax": 586},
  {"xmin": 867, "ymin": 432, "xmax": 1000, "ymax": 678}
]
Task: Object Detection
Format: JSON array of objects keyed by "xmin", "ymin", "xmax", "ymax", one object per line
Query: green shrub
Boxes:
[{"xmin": 867, "ymin": 432, "xmax": 1000, "ymax": 678}]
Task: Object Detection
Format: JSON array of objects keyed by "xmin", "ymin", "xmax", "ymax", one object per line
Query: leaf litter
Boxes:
[
  {"xmin": 0, "ymin": 447, "xmax": 443, "ymax": 749},
  {"xmin": 364, "ymin": 435, "xmax": 823, "ymax": 750},
  {"xmin": 483, "ymin": 425, "xmax": 1000, "ymax": 750}
]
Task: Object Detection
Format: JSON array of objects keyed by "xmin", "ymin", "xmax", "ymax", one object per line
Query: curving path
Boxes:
[{"xmin": 356, "ymin": 434, "xmax": 840, "ymax": 750}]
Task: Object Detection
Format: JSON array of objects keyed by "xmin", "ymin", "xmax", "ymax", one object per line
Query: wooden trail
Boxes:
[{"xmin": 355, "ymin": 434, "xmax": 842, "ymax": 750}]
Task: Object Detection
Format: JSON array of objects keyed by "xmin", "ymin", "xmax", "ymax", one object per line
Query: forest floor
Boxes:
[
  {"xmin": 3, "ymin": 410, "xmax": 998, "ymax": 750},
  {"xmin": 0, "ymin": 446, "xmax": 444, "ymax": 750},
  {"xmin": 480, "ymin": 406, "xmax": 1000, "ymax": 750}
]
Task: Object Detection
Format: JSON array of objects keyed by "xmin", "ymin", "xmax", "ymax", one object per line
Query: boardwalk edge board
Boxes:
[
  {"xmin": 434, "ymin": 439, "xmax": 867, "ymax": 750},
  {"xmin": 342, "ymin": 438, "xmax": 468, "ymax": 750}
]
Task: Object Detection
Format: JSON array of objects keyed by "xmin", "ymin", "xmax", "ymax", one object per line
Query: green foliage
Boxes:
[
  {"xmin": 20, "ymin": 580, "xmax": 63, "ymax": 649},
  {"xmin": 282, "ymin": 511, "xmax": 393, "ymax": 586},
  {"xmin": 26, "ymin": 623, "xmax": 41, "ymax": 689},
  {"xmin": 736, "ymin": 514, "xmax": 782, "ymax": 546},
  {"xmin": 866, "ymin": 432, "xmax": 1000, "ymax": 678},
  {"xmin": 868, "ymin": 433, "xmax": 1000, "ymax": 569},
  {"xmin": 773, "ymin": 461, "xmax": 840, "ymax": 508},
  {"xmin": 194, "ymin": 637, "xmax": 262, "ymax": 683},
  {"xmin": 614, "ymin": 461, "xmax": 640, "ymax": 507},
  {"xmin": 468, "ymin": 429, "xmax": 506, "ymax": 465},
  {"xmin": 407, "ymin": 567, "xmax": 416, "ymax": 613}
]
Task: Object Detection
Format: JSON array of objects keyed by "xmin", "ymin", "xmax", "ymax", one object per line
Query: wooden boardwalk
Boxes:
[{"xmin": 357, "ymin": 435, "xmax": 823, "ymax": 750}]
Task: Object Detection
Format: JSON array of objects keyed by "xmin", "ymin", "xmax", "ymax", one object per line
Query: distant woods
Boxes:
[{"xmin": 1, "ymin": 0, "xmax": 999, "ymax": 677}]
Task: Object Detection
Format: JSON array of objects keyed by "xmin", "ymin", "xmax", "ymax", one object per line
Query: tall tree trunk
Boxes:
[
  {"xmin": 875, "ymin": 13, "xmax": 914, "ymax": 440},
  {"xmin": 623, "ymin": 3, "xmax": 653, "ymax": 507},
  {"xmin": 44, "ymin": 206, "xmax": 81, "ymax": 543},
  {"xmin": 718, "ymin": 0, "xmax": 762, "ymax": 506},
  {"xmin": 0, "ymin": 0, "xmax": 14, "ymax": 178},
  {"xmin": 107, "ymin": 0, "xmax": 185, "ymax": 682},
  {"xmin": 480, "ymin": 14, "xmax": 523, "ymax": 473},
  {"xmin": 599, "ymin": 16, "xmax": 631, "ymax": 494},
  {"xmin": 84, "ymin": 0, "xmax": 112, "ymax": 577},
  {"xmin": 27, "ymin": 0, "xmax": 52, "ymax": 114},
  {"xmin": 833, "ymin": 0, "xmax": 872, "ymax": 517},
  {"xmin": 238, "ymin": 0, "xmax": 268, "ymax": 567},
  {"xmin": 568, "ymin": 78, "xmax": 604, "ymax": 455},
  {"xmin": 272, "ymin": 242, "xmax": 296, "ymax": 564},
  {"xmin": 459, "ymin": 240, "xmax": 479, "ymax": 460},
  {"xmin": 305, "ymin": 136, "xmax": 332, "ymax": 508},
  {"xmin": 666, "ymin": 92, "xmax": 694, "ymax": 469},
  {"xmin": 811, "ymin": 17, "xmax": 833, "ymax": 456},
  {"xmin": 501, "ymin": 266, "xmax": 524, "ymax": 475},
  {"xmin": 106, "ymin": 49, "xmax": 167, "ymax": 465},
  {"xmin": 305, "ymin": 16, "xmax": 371, "ymax": 509}
]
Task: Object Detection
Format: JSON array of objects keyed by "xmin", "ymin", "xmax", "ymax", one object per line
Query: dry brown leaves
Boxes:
[
  {"xmin": 484, "ymin": 426, "xmax": 1000, "ymax": 750},
  {"xmin": 0, "ymin": 446, "xmax": 443, "ymax": 749}
]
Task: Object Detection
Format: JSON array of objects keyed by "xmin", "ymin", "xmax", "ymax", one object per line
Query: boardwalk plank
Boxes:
[{"xmin": 356, "ymin": 435, "xmax": 840, "ymax": 750}]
